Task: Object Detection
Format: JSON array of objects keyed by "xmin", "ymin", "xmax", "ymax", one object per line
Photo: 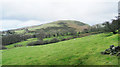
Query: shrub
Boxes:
[
  {"xmin": 65, "ymin": 37, "xmax": 73, "ymax": 40},
  {"xmin": 0, "ymin": 46, "xmax": 7, "ymax": 50},
  {"xmin": 2, "ymin": 34, "xmax": 33, "ymax": 45},
  {"xmin": 61, "ymin": 38, "xmax": 66, "ymax": 41},
  {"xmin": 38, "ymin": 40, "xmax": 44, "ymax": 45},
  {"xmin": 50, "ymin": 38, "xmax": 59, "ymax": 43},
  {"xmin": 27, "ymin": 40, "xmax": 44, "ymax": 46},
  {"xmin": 73, "ymin": 36, "xmax": 77, "ymax": 38},
  {"xmin": 91, "ymin": 32, "xmax": 99, "ymax": 35},
  {"xmin": 14, "ymin": 44, "xmax": 23, "ymax": 47},
  {"xmin": 27, "ymin": 42, "xmax": 35, "ymax": 46},
  {"xmin": 44, "ymin": 40, "xmax": 50, "ymax": 44}
]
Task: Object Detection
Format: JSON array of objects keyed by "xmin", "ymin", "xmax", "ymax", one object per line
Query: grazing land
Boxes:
[{"xmin": 2, "ymin": 33, "xmax": 118, "ymax": 65}]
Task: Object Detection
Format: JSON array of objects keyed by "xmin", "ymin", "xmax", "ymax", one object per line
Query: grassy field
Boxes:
[{"xmin": 2, "ymin": 33, "xmax": 118, "ymax": 65}]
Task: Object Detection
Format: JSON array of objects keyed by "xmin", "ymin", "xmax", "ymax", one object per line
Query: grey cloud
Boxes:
[{"xmin": 0, "ymin": 0, "xmax": 119, "ymax": 30}]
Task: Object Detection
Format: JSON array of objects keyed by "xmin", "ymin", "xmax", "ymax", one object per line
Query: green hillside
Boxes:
[
  {"xmin": 14, "ymin": 20, "xmax": 89, "ymax": 34},
  {"xmin": 2, "ymin": 33, "xmax": 118, "ymax": 65}
]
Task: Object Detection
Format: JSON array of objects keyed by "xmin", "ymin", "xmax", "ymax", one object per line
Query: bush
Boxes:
[
  {"xmin": 44, "ymin": 40, "xmax": 50, "ymax": 44},
  {"xmin": 2, "ymin": 34, "xmax": 33, "ymax": 45},
  {"xmin": 14, "ymin": 44, "xmax": 23, "ymax": 47},
  {"xmin": 65, "ymin": 37, "xmax": 73, "ymax": 40},
  {"xmin": 50, "ymin": 38, "xmax": 59, "ymax": 43},
  {"xmin": 73, "ymin": 36, "xmax": 77, "ymax": 38},
  {"xmin": 91, "ymin": 32, "xmax": 99, "ymax": 35},
  {"xmin": 27, "ymin": 40, "xmax": 44, "ymax": 46},
  {"xmin": 27, "ymin": 42, "xmax": 35, "ymax": 46},
  {"xmin": 0, "ymin": 46, "xmax": 7, "ymax": 50},
  {"xmin": 61, "ymin": 38, "xmax": 66, "ymax": 41}
]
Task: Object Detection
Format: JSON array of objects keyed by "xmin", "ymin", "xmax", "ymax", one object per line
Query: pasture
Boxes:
[{"xmin": 2, "ymin": 33, "xmax": 118, "ymax": 65}]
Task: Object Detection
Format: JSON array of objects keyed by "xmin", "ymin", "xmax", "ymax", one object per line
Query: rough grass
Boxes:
[
  {"xmin": 67, "ymin": 23, "xmax": 89, "ymax": 32},
  {"xmin": 15, "ymin": 30, "xmax": 25, "ymax": 34},
  {"xmin": 2, "ymin": 33, "xmax": 118, "ymax": 65},
  {"xmin": 29, "ymin": 23, "xmax": 60, "ymax": 31},
  {"xmin": 14, "ymin": 23, "xmax": 60, "ymax": 34}
]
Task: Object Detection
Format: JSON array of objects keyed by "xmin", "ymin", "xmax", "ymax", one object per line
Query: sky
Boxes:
[{"xmin": 0, "ymin": 0, "xmax": 119, "ymax": 31}]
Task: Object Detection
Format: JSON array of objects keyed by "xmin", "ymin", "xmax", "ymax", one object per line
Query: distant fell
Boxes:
[{"xmin": 14, "ymin": 20, "xmax": 90, "ymax": 34}]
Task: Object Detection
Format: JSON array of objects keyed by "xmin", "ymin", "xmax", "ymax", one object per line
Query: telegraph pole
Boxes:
[
  {"xmin": 118, "ymin": 1, "xmax": 120, "ymax": 19},
  {"xmin": 118, "ymin": 1, "xmax": 120, "ymax": 66}
]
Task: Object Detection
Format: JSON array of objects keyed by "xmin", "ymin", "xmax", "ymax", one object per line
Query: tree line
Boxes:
[{"xmin": 83, "ymin": 17, "xmax": 120, "ymax": 34}]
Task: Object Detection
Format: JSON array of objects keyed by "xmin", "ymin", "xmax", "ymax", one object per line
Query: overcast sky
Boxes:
[{"xmin": 0, "ymin": 0, "xmax": 119, "ymax": 31}]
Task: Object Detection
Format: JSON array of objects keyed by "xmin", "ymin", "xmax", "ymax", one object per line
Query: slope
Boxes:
[
  {"xmin": 14, "ymin": 20, "xmax": 89, "ymax": 34},
  {"xmin": 2, "ymin": 33, "xmax": 118, "ymax": 65}
]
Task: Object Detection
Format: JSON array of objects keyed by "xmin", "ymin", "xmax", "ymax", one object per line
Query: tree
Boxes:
[
  {"xmin": 83, "ymin": 29, "xmax": 89, "ymax": 33},
  {"xmin": 35, "ymin": 30, "xmax": 46, "ymax": 40},
  {"xmin": 4, "ymin": 30, "xmax": 15, "ymax": 35},
  {"xmin": 25, "ymin": 28, "xmax": 29, "ymax": 33},
  {"xmin": 2, "ymin": 34, "xmax": 32, "ymax": 45},
  {"xmin": 103, "ymin": 18, "xmax": 119, "ymax": 34}
]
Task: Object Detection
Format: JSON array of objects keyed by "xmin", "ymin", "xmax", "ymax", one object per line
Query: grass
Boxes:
[
  {"xmin": 5, "ymin": 38, "xmax": 38, "ymax": 49},
  {"xmin": 14, "ymin": 23, "xmax": 60, "ymax": 34},
  {"xmin": 29, "ymin": 23, "xmax": 60, "ymax": 31},
  {"xmin": 15, "ymin": 30, "xmax": 25, "ymax": 34},
  {"xmin": 2, "ymin": 33, "xmax": 118, "ymax": 65}
]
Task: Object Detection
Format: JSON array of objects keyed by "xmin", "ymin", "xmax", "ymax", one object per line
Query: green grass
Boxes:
[
  {"xmin": 15, "ymin": 30, "xmax": 25, "ymax": 34},
  {"xmin": 29, "ymin": 23, "xmax": 60, "ymax": 31},
  {"xmin": 2, "ymin": 33, "xmax": 118, "ymax": 65},
  {"xmin": 5, "ymin": 38, "xmax": 38, "ymax": 49},
  {"xmin": 14, "ymin": 23, "xmax": 60, "ymax": 34}
]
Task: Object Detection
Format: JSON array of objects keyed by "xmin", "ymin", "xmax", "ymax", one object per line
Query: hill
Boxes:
[
  {"xmin": 14, "ymin": 20, "xmax": 90, "ymax": 34},
  {"xmin": 2, "ymin": 33, "xmax": 118, "ymax": 65}
]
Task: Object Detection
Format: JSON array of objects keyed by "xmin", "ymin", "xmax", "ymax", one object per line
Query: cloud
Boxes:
[
  {"xmin": 17, "ymin": 20, "xmax": 48, "ymax": 27},
  {"xmin": 0, "ymin": 20, "xmax": 49, "ymax": 31},
  {"xmin": 0, "ymin": 0, "xmax": 119, "ymax": 30},
  {"xmin": 0, "ymin": 20, "xmax": 23, "ymax": 31},
  {"xmin": 2, "ymin": 0, "xmax": 118, "ymax": 20}
]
